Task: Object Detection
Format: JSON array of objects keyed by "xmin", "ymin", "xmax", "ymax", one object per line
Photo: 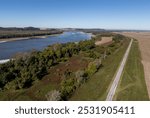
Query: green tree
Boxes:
[{"xmin": 86, "ymin": 59, "xmax": 102, "ymax": 76}]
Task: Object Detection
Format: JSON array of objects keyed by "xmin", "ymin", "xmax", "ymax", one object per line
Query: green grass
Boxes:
[
  {"xmin": 0, "ymin": 89, "xmax": 31, "ymax": 101},
  {"xmin": 0, "ymin": 80, "xmax": 59, "ymax": 101},
  {"xmin": 114, "ymin": 40, "xmax": 149, "ymax": 101},
  {"xmin": 70, "ymin": 39, "xmax": 130, "ymax": 101},
  {"xmin": 28, "ymin": 81, "xmax": 59, "ymax": 101}
]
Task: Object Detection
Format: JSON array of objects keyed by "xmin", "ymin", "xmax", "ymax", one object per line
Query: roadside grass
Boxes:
[
  {"xmin": 114, "ymin": 40, "xmax": 149, "ymax": 101},
  {"xmin": 70, "ymin": 39, "xmax": 130, "ymax": 101}
]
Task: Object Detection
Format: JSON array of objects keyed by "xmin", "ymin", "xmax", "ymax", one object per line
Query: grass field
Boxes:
[
  {"xmin": 114, "ymin": 40, "xmax": 149, "ymax": 101},
  {"xmin": 70, "ymin": 39, "xmax": 130, "ymax": 101}
]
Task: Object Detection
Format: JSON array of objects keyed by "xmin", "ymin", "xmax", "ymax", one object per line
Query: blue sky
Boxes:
[{"xmin": 0, "ymin": 0, "xmax": 150, "ymax": 29}]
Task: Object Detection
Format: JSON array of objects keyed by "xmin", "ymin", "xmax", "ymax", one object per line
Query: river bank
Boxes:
[
  {"xmin": 0, "ymin": 31, "xmax": 92, "ymax": 60},
  {"xmin": 0, "ymin": 59, "xmax": 10, "ymax": 64},
  {"xmin": 0, "ymin": 33, "xmax": 62, "ymax": 43}
]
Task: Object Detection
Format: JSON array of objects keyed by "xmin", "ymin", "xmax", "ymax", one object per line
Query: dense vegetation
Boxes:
[
  {"xmin": 0, "ymin": 39, "xmax": 95, "ymax": 90},
  {"xmin": 0, "ymin": 33, "xmax": 126, "ymax": 100}
]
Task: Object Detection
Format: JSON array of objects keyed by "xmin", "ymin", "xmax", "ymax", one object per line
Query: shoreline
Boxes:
[
  {"xmin": 0, "ymin": 33, "xmax": 62, "ymax": 43},
  {"xmin": 0, "ymin": 59, "xmax": 10, "ymax": 64},
  {"xmin": 0, "ymin": 32, "xmax": 92, "ymax": 44}
]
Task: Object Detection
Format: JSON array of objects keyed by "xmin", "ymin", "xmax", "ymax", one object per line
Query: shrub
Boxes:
[
  {"xmin": 94, "ymin": 59, "xmax": 102, "ymax": 69},
  {"xmin": 45, "ymin": 90, "xmax": 61, "ymax": 101},
  {"xmin": 86, "ymin": 59, "xmax": 102, "ymax": 76},
  {"xmin": 79, "ymin": 40, "xmax": 95, "ymax": 51},
  {"xmin": 4, "ymin": 81, "xmax": 17, "ymax": 90},
  {"xmin": 75, "ymin": 70, "xmax": 88, "ymax": 85},
  {"xmin": 60, "ymin": 78, "xmax": 76, "ymax": 100},
  {"xmin": 113, "ymin": 34, "xmax": 125, "ymax": 42},
  {"xmin": 85, "ymin": 51, "xmax": 100, "ymax": 59}
]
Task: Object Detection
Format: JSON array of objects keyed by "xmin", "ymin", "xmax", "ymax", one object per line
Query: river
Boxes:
[{"xmin": 0, "ymin": 31, "xmax": 91, "ymax": 60}]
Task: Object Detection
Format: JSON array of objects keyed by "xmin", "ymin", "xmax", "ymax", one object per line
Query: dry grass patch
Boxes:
[{"xmin": 95, "ymin": 37, "xmax": 113, "ymax": 46}]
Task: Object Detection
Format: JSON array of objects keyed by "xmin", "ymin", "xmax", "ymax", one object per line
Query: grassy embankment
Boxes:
[
  {"xmin": 114, "ymin": 40, "xmax": 149, "ymax": 101},
  {"xmin": 70, "ymin": 38, "xmax": 130, "ymax": 100}
]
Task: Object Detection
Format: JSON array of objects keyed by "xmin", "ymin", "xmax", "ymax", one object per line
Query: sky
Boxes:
[{"xmin": 0, "ymin": 0, "xmax": 150, "ymax": 30}]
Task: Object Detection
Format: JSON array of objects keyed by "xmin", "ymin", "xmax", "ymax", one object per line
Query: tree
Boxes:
[
  {"xmin": 86, "ymin": 59, "xmax": 102, "ymax": 76},
  {"xmin": 79, "ymin": 40, "xmax": 95, "ymax": 51},
  {"xmin": 60, "ymin": 78, "xmax": 76, "ymax": 100}
]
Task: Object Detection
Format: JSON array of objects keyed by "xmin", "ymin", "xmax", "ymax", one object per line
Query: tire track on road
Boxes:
[{"xmin": 106, "ymin": 39, "xmax": 133, "ymax": 101}]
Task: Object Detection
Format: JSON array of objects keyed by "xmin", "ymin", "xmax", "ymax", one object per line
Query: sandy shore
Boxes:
[
  {"xmin": 0, "ymin": 59, "xmax": 10, "ymax": 64},
  {"xmin": 0, "ymin": 33, "xmax": 61, "ymax": 43},
  {"xmin": 0, "ymin": 35, "xmax": 49, "ymax": 43},
  {"xmin": 119, "ymin": 32, "xmax": 150, "ymax": 99}
]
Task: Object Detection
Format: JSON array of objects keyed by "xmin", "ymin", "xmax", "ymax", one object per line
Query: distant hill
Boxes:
[
  {"xmin": 75, "ymin": 28, "xmax": 105, "ymax": 32},
  {"xmin": 61, "ymin": 28, "xmax": 106, "ymax": 34},
  {"xmin": 0, "ymin": 27, "xmax": 40, "ymax": 31}
]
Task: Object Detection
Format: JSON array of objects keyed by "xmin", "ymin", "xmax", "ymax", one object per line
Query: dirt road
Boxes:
[
  {"xmin": 106, "ymin": 39, "xmax": 133, "ymax": 101},
  {"xmin": 120, "ymin": 32, "xmax": 150, "ymax": 98}
]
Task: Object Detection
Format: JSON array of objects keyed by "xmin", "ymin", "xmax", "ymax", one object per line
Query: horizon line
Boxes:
[{"xmin": 0, "ymin": 26, "xmax": 150, "ymax": 31}]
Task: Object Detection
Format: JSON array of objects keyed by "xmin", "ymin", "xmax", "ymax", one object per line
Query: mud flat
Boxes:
[{"xmin": 119, "ymin": 32, "xmax": 150, "ymax": 98}]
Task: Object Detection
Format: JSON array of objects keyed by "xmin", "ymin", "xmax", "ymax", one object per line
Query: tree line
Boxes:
[
  {"xmin": 0, "ymin": 39, "xmax": 95, "ymax": 90},
  {"xmin": 0, "ymin": 30, "xmax": 63, "ymax": 39}
]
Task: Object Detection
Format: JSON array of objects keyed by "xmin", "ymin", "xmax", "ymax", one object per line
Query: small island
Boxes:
[{"xmin": 0, "ymin": 27, "xmax": 63, "ymax": 42}]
